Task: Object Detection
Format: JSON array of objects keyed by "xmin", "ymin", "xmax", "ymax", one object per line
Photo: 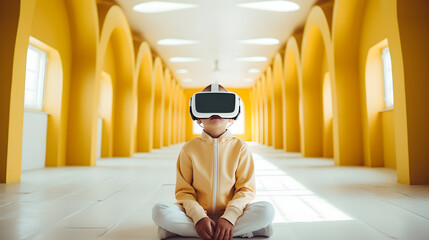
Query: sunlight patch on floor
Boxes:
[{"xmin": 253, "ymin": 153, "xmax": 352, "ymax": 223}]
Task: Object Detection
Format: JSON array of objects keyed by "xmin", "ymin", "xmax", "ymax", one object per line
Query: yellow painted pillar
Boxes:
[
  {"xmin": 301, "ymin": 28, "xmax": 325, "ymax": 157},
  {"xmin": 177, "ymin": 88, "xmax": 184, "ymax": 143},
  {"xmin": 261, "ymin": 75, "xmax": 268, "ymax": 145},
  {"xmin": 66, "ymin": 1, "xmax": 102, "ymax": 165},
  {"xmin": 331, "ymin": 0, "xmax": 365, "ymax": 165},
  {"xmin": 265, "ymin": 68, "xmax": 274, "ymax": 147},
  {"xmin": 171, "ymin": 81, "xmax": 178, "ymax": 144},
  {"xmin": 393, "ymin": 0, "xmax": 429, "ymax": 184},
  {"xmin": 257, "ymin": 80, "xmax": 264, "ymax": 144},
  {"xmin": 168, "ymin": 79, "xmax": 176, "ymax": 145},
  {"xmin": 249, "ymin": 87, "xmax": 255, "ymax": 142},
  {"xmin": 181, "ymin": 88, "xmax": 186, "ymax": 143},
  {"xmin": 135, "ymin": 42, "xmax": 154, "ymax": 152},
  {"xmin": 283, "ymin": 37, "xmax": 302, "ymax": 152},
  {"xmin": 152, "ymin": 57, "xmax": 165, "ymax": 149},
  {"xmin": 0, "ymin": 0, "xmax": 36, "ymax": 183},
  {"xmin": 163, "ymin": 70, "xmax": 172, "ymax": 147},
  {"xmin": 272, "ymin": 54, "xmax": 284, "ymax": 149}
]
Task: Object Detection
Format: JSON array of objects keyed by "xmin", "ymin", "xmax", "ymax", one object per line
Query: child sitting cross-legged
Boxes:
[{"xmin": 152, "ymin": 83, "xmax": 274, "ymax": 240}]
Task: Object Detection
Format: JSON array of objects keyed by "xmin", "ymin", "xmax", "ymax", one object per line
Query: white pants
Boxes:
[{"xmin": 152, "ymin": 201, "xmax": 275, "ymax": 237}]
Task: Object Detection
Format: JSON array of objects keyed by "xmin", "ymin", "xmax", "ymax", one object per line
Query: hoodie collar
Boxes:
[{"xmin": 200, "ymin": 129, "xmax": 234, "ymax": 143}]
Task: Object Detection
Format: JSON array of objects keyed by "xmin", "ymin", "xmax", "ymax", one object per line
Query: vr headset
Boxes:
[{"xmin": 190, "ymin": 83, "xmax": 241, "ymax": 120}]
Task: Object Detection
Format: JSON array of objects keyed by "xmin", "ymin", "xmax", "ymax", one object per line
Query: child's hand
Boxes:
[
  {"xmin": 195, "ymin": 217, "xmax": 216, "ymax": 240},
  {"xmin": 214, "ymin": 218, "xmax": 234, "ymax": 240}
]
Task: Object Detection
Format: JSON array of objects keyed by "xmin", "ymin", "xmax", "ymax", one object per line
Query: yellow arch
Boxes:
[
  {"xmin": 98, "ymin": 4, "xmax": 135, "ymax": 157},
  {"xmin": 171, "ymin": 81, "xmax": 178, "ymax": 144},
  {"xmin": 283, "ymin": 36, "xmax": 302, "ymax": 152},
  {"xmin": 392, "ymin": 0, "xmax": 429, "ymax": 184},
  {"xmin": 135, "ymin": 41, "xmax": 154, "ymax": 152},
  {"xmin": 259, "ymin": 77, "xmax": 268, "ymax": 145},
  {"xmin": 153, "ymin": 57, "xmax": 165, "ymax": 149},
  {"xmin": 265, "ymin": 67, "xmax": 274, "ymax": 147},
  {"xmin": 65, "ymin": 0, "xmax": 99, "ymax": 166},
  {"xmin": 300, "ymin": 5, "xmax": 334, "ymax": 158},
  {"xmin": 332, "ymin": 0, "xmax": 365, "ymax": 165},
  {"xmin": 272, "ymin": 53, "xmax": 284, "ymax": 149},
  {"xmin": 256, "ymin": 79, "xmax": 263, "ymax": 144}
]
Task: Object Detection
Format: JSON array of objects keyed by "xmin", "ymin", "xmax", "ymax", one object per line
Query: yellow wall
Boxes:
[
  {"xmin": 382, "ymin": 110, "xmax": 396, "ymax": 169},
  {"xmin": 0, "ymin": 0, "xmax": 185, "ymax": 182},
  {"xmin": 2, "ymin": 0, "xmax": 429, "ymax": 185}
]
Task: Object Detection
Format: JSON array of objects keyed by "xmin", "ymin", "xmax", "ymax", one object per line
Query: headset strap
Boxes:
[{"xmin": 211, "ymin": 83, "xmax": 219, "ymax": 92}]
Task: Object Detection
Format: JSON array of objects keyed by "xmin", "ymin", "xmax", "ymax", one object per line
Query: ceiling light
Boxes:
[
  {"xmin": 238, "ymin": 38, "xmax": 280, "ymax": 45},
  {"xmin": 236, "ymin": 56, "xmax": 268, "ymax": 62},
  {"xmin": 238, "ymin": 1, "xmax": 300, "ymax": 12},
  {"xmin": 248, "ymin": 68, "xmax": 261, "ymax": 74},
  {"xmin": 169, "ymin": 57, "xmax": 200, "ymax": 62},
  {"xmin": 157, "ymin": 39, "xmax": 199, "ymax": 46},
  {"xmin": 176, "ymin": 69, "xmax": 189, "ymax": 74},
  {"xmin": 182, "ymin": 78, "xmax": 192, "ymax": 82},
  {"xmin": 133, "ymin": 1, "xmax": 197, "ymax": 13}
]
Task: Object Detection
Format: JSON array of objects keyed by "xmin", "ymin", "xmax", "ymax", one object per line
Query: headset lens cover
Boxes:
[{"xmin": 195, "ymin": 93, "xmax": 236, "ymax": 113}]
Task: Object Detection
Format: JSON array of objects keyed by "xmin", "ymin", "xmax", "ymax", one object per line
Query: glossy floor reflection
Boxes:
[{"xmin": 1, "ymin": 143, "xmax": 429, "ymax": 239}]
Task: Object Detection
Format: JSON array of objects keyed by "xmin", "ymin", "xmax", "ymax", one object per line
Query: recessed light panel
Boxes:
[
  {"xmin": 238, "ymin": 38, "xmax": 280, "ymax": 45},
  {"xmin": 157, "ymin": 39, "xmax": 199, "ymax": 46},
  {"xmin": 248, "ymin": 68, "xmax": 261, "ymax": 74},
  {"xmin": 238, "ymin": 1, "xmax": 300, "ymax": 12},
  {"xmin": 176, "ymin": 69, "xmax": 189, "ymax": 74},
  {"xmin": 236, "ymin": 56, "xmax": 268, "ymax": 62},
  {"xmin": 169, "ymin": 57, "xmax": 200, "ymax": 62},
  {"xmin": 133, "ymin": 1, "xmax": 197, "ymax": 13}
]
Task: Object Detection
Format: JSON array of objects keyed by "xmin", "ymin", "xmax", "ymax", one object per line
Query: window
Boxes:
[
  {"xmin": 192, "ymin": 102, "xmax": 245, "ymax": 135},
  {"xmin": 381, "ymin": 47, "xmax": 394, "ymax": 108},
  {"xmin": 24, "ymin": 45, "xmax": 47, "ymax": 110}
]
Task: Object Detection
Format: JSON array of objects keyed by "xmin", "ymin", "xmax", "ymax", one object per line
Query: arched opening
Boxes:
[
  {"xmin": 100, "ymin": 27, "xmax": 135, "ymax": 157},
  {"xmin": 363, "ymin": 39, "xmax": 396, "ymax": 168},
  {"xmin": 301, "ymin": 25, "xmax": 333, "ymax": 157},
  {"xmin": 136, "ymin": 43, "xmax": 154, "ymax": 152},
  {"xmin": 283, "ymin": 39, "xmax": 301, "ymax": 153},
  {"xmin": 322, "ymin": 72, "xmax": 333, "ymax": 158},
  {"xmin": 98, "ymin": 72, "xmax": 113, "ymax": 158},
  {"xmin": 22, "ymin": 37, "xmax": 65, "ymax": 171}
]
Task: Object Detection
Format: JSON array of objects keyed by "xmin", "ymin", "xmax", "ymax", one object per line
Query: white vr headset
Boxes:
[{"xmin": 190, "ymin": 83, "xmax": 241, "ymax": 120}]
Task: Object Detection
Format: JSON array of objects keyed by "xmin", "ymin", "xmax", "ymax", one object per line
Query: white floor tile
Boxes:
[{"xmin": 1, "ymin": 143, "xmax": 429, "ymax": 240}]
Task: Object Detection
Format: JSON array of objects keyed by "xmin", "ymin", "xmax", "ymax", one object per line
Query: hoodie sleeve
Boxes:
[
  {"xmin": 175, "ymin": 148, "xmax": 208, "ymax": 225},
  {"xmin": 220, "ymin": 143, "xmax": 256, "ymax": 225}
]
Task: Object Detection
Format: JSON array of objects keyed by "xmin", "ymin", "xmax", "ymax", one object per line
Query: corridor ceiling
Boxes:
[{"xmin": 115, "ymin": 0, "xmax": 317, "ymax": 88}]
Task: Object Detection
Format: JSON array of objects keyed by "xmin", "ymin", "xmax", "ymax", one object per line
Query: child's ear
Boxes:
[
  {"xmin": 197, "ymin": 119, "xmax": 202, "ymax": 124},
  {"xmin": 228, "ymin": 119, "xmax": 235, "ymax": 123}
]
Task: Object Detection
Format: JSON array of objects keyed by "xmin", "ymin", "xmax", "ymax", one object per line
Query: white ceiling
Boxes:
[{"xmin": 115, "ymin": 0, "xmax": 317, "ymax": 89}]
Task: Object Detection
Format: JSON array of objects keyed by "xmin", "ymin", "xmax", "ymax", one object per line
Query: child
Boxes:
[{"xmin": 152, "ymin": 84, "xmax": 274, "ymax": 240}]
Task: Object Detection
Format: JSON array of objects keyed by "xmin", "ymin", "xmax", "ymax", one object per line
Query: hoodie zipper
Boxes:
[{"xmin": 212, "ymin": 138, "xmax": 218, "ymax": 215}]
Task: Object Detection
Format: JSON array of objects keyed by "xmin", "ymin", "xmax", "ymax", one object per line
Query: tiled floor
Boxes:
[{"xmin": 1, "ymin": 143, "xmax": 429, "ymax": 240}]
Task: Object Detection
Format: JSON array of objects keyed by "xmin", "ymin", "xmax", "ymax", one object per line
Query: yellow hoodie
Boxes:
[{"xmin": 175, "ymin": 129, "xmax": 256, "ymax": 226}]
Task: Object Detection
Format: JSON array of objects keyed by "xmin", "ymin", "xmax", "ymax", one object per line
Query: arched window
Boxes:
[
  {"xmin": 24, "ymin": 45, "xmax": 47, "ymax": 110},
  {"xmin": 381, "ymin": 47, "xmax": 394, "ymax": 108}
]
